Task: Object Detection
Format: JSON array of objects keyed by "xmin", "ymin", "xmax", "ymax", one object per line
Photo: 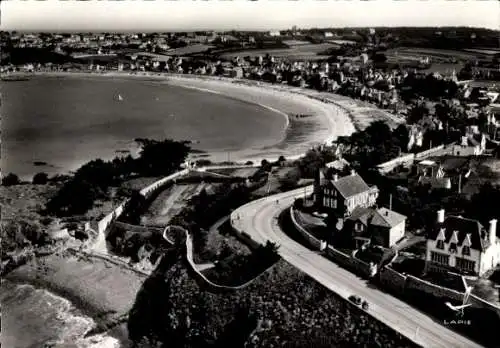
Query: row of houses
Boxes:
[{"xmin": 313, "ymin": 162, "xmax": 500, "ymax": 277}]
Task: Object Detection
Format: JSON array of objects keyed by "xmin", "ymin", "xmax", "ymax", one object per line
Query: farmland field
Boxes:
[
  {"xmin": 219, "ymin": 43, "xmax": 337, "ymax": 60},
  {"xmin": 167, "ymin": 44, "xmax": 215, "ymax": 56},
  {"xmin": 387, "ymin": 47, "xmax": 488, "ymax": 61}
]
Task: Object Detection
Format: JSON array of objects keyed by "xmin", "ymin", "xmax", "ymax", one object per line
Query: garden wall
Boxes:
[
  {"xmin": 289, "ymin": 207, "xmax": 322, "ymax": 250},
  {"xmin": 184, "ymin": 229, "xmax": 274, "ymax": 293},
  {"xmin": 289, "ymin": 207, "xmax": 372, "ymax": 277},
  {"xmin": 377, "ymin": 144, "xmax": 452, "ymax": 174},
  {"xmin": 378, "ymin": 266, "xmax": 408, "ymax": 293}
]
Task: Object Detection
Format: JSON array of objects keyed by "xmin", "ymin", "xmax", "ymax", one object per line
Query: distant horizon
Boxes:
[
  {"xmin": 4, "ymin": 25, "xmax": 499, "ymax": 35},
  {"xmin": 2, "ymin": 1, "xmax": 499, "ymax": 32}
]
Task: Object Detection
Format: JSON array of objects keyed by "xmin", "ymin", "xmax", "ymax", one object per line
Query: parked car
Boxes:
[{"xmin": 348, "ymin": 295, "xmax": 362, "ymax": 305}]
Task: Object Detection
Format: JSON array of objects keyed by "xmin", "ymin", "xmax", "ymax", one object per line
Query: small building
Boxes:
[
  {"xmin": 345, "ymin": 206, "xmax": 406, "ymax": 248},
  {"xmin": 425, "ymin": 209, "xmax": 500, "ymax": 276},
  {"xmin": 315, "ymin": 170, "xmax": 379, "ymax": 218}
]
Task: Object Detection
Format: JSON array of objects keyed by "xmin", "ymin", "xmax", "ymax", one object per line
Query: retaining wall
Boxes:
[
  {"xmin": 289, "ymin": 207, "xmax": 372, "ymax": 277},
  {"xmin": 377, "ymin": 266, "xmax": 500, "ymax": 318},
  {"xmin": 377, "ymin": 144, "xmax": 453, "ymax": 174},
  {"xmin": 184, "ymin": 229, "xmax": 274, "ymax": 293},
  {"xmin": 378, "ymin": 266, "xmax": 408, "ymax": 293},
  {"xmin": 289, "ymin": 207, "xmax": 322, "ymax": 250}
]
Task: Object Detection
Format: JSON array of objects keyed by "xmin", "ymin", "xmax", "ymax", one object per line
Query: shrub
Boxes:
[
  {"xmin": 2, "ymin": 173, "xmax": 20, "ymax": 186},
  {"xmin": 32, "ymin": 172, "xmax": 49, "ymax": 185}
]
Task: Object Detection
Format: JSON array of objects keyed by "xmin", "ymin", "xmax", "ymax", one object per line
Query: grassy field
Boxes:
[
  {"xmin": 387, "ymin": 47, "xmax": 488, "ymax": 62},
  {"xmin": 219, "ymin": 43, "xmax": 337, "ymax": 60},
  {"xmin": 166, "ymin": 44, "xmax": 215, "ymax": 56},
  {"xmin": 142, "ymin": 183, "xmax": 217, "ymax": 226}
]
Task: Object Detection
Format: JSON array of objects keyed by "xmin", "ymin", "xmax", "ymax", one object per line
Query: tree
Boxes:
[
  {"xmin": 135, "ymin": 138, "xmax": 191, "ymax": 176},
  {"xmin": 32, "ymin": 172, "xmax": 49, "ymax": 185},
  {"xmin": 2, "ymin": 173, "xmax": 20, "ymax": 186},
  {"xmin": 372, "ymin": 53, "xmax": 387, "ymax": 63}
]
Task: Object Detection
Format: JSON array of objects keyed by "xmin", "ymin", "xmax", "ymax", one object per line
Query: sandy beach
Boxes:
[{"xmin": 7, "ymin": 70, "xmax": 366, "ymax": 164}]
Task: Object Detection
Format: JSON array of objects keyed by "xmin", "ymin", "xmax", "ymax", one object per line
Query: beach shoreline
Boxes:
[
  {"xmin": 3, "ymin": 250, "xmax": 143, "ymax": 348},
  {"xmin": 4, "ymin": 70, "xmax": 361, "ymax": 166}
]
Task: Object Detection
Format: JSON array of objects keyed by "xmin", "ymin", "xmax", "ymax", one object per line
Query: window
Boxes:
[
  {"xmin": 456, "ymin": 258, "xmax": 475, "ymax": 272},
  {"xmin": 449, "ymin": 243, "xmax": 457, "ymax": 253},
  {"xmin": 355, "ymin": 222, "xmax": 364, "ymax": 232},
  {"xmin": 462, "ymin": 246, "xmax": 471, "ymax": 256},
  {"xmin": 333, "ymin": 199, "xmax": 337, "ymax": 209},
  {"xmin": 436, "ymin": 240, "xmax": 445, "ymax": 250},
  {"xmin": 431, "ymin": 252, "xmax": 450, "ymax": 266}
]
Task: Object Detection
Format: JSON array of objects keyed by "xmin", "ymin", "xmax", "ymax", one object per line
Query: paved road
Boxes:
[{"xmin": 231, "ymin": 186, "xmax": 484, "ymax": 348}]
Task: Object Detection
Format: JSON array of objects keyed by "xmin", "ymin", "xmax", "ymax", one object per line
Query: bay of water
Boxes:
[{"xmin": 1, "ymin": 76, "xmax": 286, "ymax": 179}]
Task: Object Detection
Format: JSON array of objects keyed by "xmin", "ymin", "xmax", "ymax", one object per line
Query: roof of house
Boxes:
[
  {"xmin": 347, "ymin": 206, "xmax": 374, "ymax": 225},
  {"xmin": 371, "ymin": 207, "xmax": 407, "ymax": 228},
  {"xmin": 418, "ymin": 176, "xmax": 452, "ymax": 189},
  {"xmin": 325, "ymin": 158, "xmax": 350, "ymax": 171},
  {"xmin": 426, "ymin": 156, "xmax": 470, "ymax": 172},
  {"xmin": 427, "ymin": 215, "xmax": 489, "ymax": 251},
  {"xmin": 329, "ymin": 173, "xmax": 374, "ymax": 198}
]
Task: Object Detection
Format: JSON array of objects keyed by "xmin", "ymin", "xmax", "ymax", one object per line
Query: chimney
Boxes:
[
  {"xmin": 333, "ymin": 174, "xmax": 339, "ymax": 182},
  {"xmin": 489, "ymin": 219, "xmax": 498, "ymax": 244},
  {"xmin": 351, "ymin": 169, "xmax": 356, "ymax": 176},
  {"xmin": 437, "ymin": 209, "xmax": 445, "ymax": 224}
]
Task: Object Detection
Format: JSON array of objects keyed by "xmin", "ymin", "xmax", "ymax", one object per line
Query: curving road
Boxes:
[{"xmin": 230, "ymin": 186, "xmax": 484, "ymax": 348}]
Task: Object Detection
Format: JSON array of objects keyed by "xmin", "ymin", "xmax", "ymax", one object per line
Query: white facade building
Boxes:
[{"xmin": 425, "ymin": 209, "xmax": 500, "ymax": 276}]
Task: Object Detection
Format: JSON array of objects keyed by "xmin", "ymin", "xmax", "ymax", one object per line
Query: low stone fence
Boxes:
[
  {"xmin": 184, "ymin": 228, "xmax": 274, "ymax": 293},
  {"xmin": 414, "ymin": 144, "xmax": 448, "ymax": 160},
  {"xmin": 377, "ymin": 153, "xmax": 416, "ymax": 174},
  {"xmin": 378, "ymin": 266, "xmax": 407, "ymax": 293},
  {"xmin": 139, "ymin": 169, "xmax": 190, "ymax": 198},
  {"xmin": 377, "ymin": 144, "xmax": 453, "ymax": 174},
  {"xmin": 289, "ymin": 207, "xmax": 322, "ymax": 250},
  {"xmin": 406, "ymin": 274, "xmax": 464, "ymax": 302},
  {"xmin": 113, "ymin": 221, "xmax": 164, "ymax": 235},
  {"xmin": 377, "ymin": 266, "xmax": 500, "ymax": 318},
  {"xmin": 289, "ymin": 207, "xmax": 373, "ymax": 277},
  {"xmin": 325, "ymin": 246, "xmax": 372, "ymax": 278}
]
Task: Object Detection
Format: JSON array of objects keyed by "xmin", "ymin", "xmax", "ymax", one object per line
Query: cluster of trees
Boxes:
[
  {"xmin": 128, "ymin": 257, "xmax": 418, "ymax": 348},
  {"xmin": 388, "ymin": 181, "xmax": 500, "ymax": 231},
  {"xmin": 399, "ymin": 73, "xmax": 459, "ymax": 102},
  {"xmin": 46, "ymin": 138, "xmax": 191, "ymax": 217},
  {"xmin": 1, "ymin": 219, "xmax": 50, "ymax": 254},
  {"xmin": 170, "ymin": 183, "xmax": 252, "ymax": 262},
  {"xmin": 204, "ymin": 241, "xmax": 280, "ymax": 286},
  {"xmin": 338, "ymin": 120, "xmax": 409, "ymax": 170}
]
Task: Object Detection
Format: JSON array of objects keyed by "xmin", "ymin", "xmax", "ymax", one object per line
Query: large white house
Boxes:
[{"xmin": 425, "ymin": 209, "xmax": 500, "ymax": 276}]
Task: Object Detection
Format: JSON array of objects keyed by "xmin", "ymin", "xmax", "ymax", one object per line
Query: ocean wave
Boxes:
[{"xmin": 0, "ymin": 280, "xmax": 122, "ymax": 348}]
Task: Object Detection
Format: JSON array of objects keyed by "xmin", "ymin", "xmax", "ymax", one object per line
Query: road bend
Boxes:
[{"xmin": 231, "ymin": 185, "xmax": 483, "ymax": 348}]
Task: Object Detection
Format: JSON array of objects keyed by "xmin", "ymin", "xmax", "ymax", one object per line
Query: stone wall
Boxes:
[
  {"xmin": 378, "ymin": 266, "xmax": 408, "ymax": 293},
  {"xmin": 289, "ymin": 207, "xmax": 322, "ymax": 250},
  {"xmin": 377, "ymin": 144, "xmax": 452, "ymax": 174}
]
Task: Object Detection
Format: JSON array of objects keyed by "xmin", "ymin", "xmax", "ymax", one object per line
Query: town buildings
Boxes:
[
  {"xmin": 345, "ymin": 206, "xmax": 406, "ymax": 248},
  {"xmin": 425, "ymin": 209, "xmax": 500, "ymax": 276},
  {"xmin": 314, "ymin": 170, "xmax": 379, "ymax": 217}
]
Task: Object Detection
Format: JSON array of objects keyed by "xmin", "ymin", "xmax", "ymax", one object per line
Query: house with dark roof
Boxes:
[
  {"xmin": 314, "ymin": 169, "xmax": 379, "ymax": 218},
  {"xmin": 425, "ymin": 209, "xmax": 500, "ymax": 276},
  {"xmin": 344, "ymin": 206, "xmax": 406, "ymax": 249}
]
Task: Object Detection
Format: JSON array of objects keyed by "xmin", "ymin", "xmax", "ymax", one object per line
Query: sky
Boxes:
[{"xmin": 1, "ymin": 0, "xmax": 499, "ymax": 32}]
